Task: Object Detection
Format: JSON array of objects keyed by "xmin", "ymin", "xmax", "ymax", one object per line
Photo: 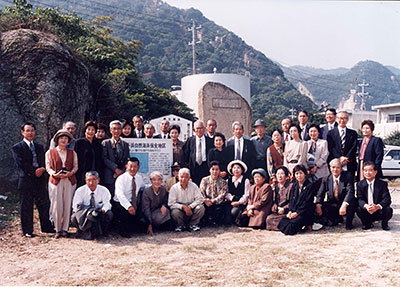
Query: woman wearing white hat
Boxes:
[
  {"xmin": 225, "ymin": 160, "xmax": 250, "ymax": 225},
  {"xmin": 45, "ymin": 129, "xmax": 78, "ymax": 238}
]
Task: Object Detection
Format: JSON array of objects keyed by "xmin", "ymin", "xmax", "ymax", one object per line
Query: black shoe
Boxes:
[
  {"xmin": 382, "ymin": 224, "xmax": 391, "ymax": 231},
  {"xmin": 74, "ymin": 230, "xmax": 83, "ymax": 239},
  {"xmin": 120, "ymin": 232, "xmax": 131, "ymax": 238},
  {"xmin": 24, "ymin": 233, "xmax": 36, "ymax": 238},
  {"xmin": 362, "ymin": 224, "xmax": 373, "ymax": 230},
  {"xmin": 345, "ymin": 225, "xmax": 354, "ymax": 230}
]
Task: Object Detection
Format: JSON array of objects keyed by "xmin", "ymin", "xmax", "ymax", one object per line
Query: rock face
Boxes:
[
  {"xmin": 198, "ymin": 82, "xmax": 252, "ymax": 137},
  {"xmin": 0, "ymin": 29, "xmax": 89, "ymax": 179}
]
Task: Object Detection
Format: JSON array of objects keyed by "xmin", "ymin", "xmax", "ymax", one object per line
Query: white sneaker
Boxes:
[
  {"xmin": 190, "ymin": 225, "xmax": 201, "ymax": 232},
  {"xmin": 312, "ymin": 223, "xmax": 323, "ymax": 231},
  {"xmin": 174, "ymin": 226, "xmax": 184, "ymax": 232}
]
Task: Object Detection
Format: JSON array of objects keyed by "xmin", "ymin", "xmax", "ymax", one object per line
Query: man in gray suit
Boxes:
[{"xmin": 102, "ymin": 120, "xmax": 130, "ymax": 197}]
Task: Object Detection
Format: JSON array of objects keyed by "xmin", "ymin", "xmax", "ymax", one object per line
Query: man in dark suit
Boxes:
[
  {"xmin": 102, "ymin": 120, "xmax": 130, "ymax": 197},
  {"xmin": 183, "ymin": 120, "xmax": 213, "ymax": 186},
  {"xmin": 356, "ymin": 161, "xmax": 392, "ymax": 230},
  {"xmin": 205, "ymin": 119, "xmax": 218, "ymax": 139},
  {"xmin": 154, "ymin": 119, "xmax": 170, "ymax": 139},
  {"xmin": 12, "ymin": 122, "xmax": 54, "ymax": 237},
  {"xmin": 319, "ymin": 108, "xmax": 338, "ymax": 140},
  {"xmin": 226, "ymin": 121, "xmax": 256, "ymax": 178},
  {"xmin": 298, "ymin": 110, "xmax": 310, "ymax": 141},
  {"xmin": 132, "ymin": 115, "xmax": 145, "ymax": 138},
  {"xmin": 315, "ymin": 158, "xmax": 357, "ymax": 229},
  {"xmin": 327, "ymin": 111, "xmax": 358, "ymax": 182}
]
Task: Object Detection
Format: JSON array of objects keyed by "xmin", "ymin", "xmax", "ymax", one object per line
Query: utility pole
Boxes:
[
  {"xmin": 188, "ymin": 20, "xmax": 202, "ymax": 75},
  {"xmin": 357, "ymin": 80, "xmax": 369, "ymax": 111},
  {"xmin": 289, "ymin": 107, "xmax": 297, "ymax": 119}
]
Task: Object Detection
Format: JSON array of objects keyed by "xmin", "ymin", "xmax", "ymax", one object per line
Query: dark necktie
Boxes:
[
  {"xmin": 131, "ymin": 176, "xmax": 137, "ymax": 210},
  {"xmin": 90, "ymin": 192, "xmax": 96, "ymax": 208},
  {"xmin": 115, "ymin": 140, "xmax": 123, "ymax": 160},
  {"xmin": 29, "ymin": 142, "xmax": 39, "ymax": 168}
]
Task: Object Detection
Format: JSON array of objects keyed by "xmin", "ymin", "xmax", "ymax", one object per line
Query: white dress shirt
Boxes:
[
  {"xmin": 327, "ymin": 123, "xmax": 335, "ymax": 130},
  {"xmin": 23, "ymin": 138, "xmax": 33, "ymax": 147},
  {"xmin": 135, "ymin": 129, "xmax": 142, "ymax": 138},
  {"xmin": 114, "ymin": 172, "xmax": 145, "ymax": 210},
  {"xmin": 282, "ymin": 132, "xmax": 291, "ymax": 142},
  {"xmin": 72, "ymin": 184, "xmax": 112, "ymax": 212},
  {"xmin": 337, "ymin": 126, "xmax": 347, "ymax": 137}
]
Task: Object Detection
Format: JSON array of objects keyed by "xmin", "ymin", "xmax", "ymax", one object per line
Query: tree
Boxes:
[
  {"xmin": 0, "ymin": 0, "xmax": 195, "ymax": 124},
  {"xmin": 384, "ymin": 131, "xmax": 400, "ymax": 146}
]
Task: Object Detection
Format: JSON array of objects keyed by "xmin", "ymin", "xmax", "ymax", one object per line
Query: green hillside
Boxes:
[
  {"xmin": 6, "ymin": 0, "xmax": 317, "ymax": 119},
  {"xmin": 283, "ymin": 60, "xmax": 400, "ymax": 110}
]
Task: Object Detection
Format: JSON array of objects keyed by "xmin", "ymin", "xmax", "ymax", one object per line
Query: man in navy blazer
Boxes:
[
  {"xmin": 327, "ymin": 111, "xmax": 358, "ymax": 182},
  {"xmin": 298, "ymin": 110, "xmax": 311, "ymax": 141},
  {"xmin": 183, "ymin": 120, "xmax": 213, "ymax": 186},
  {"xmin": 226, "ymin": 121, "xmax": 256, "ymax": 178},
  {"xmin": 315, "ymin": 158, "xmax": 357, "ymax": 229},
  {"xmin": 356, "ymin": 161, "xmax": 392, "ymax": 230},
  {"xmin": 319, "ymin": 108, "xmax": 338, "ymax": 140},
  {"xmin": 12, "ymin": 122, "xmax": 54, "ymax": 237},
  {"xmin": 102, "ymin": 120, "xmax": 130, "ymax": 197},
  {"xmin": 132, "ymin": 115, "xmax": 145, "ymax": 138}
]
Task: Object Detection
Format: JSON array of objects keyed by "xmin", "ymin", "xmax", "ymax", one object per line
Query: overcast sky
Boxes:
[{"xmin": 165, "ymin": 0, "xmax": 400, "ymax": 69}]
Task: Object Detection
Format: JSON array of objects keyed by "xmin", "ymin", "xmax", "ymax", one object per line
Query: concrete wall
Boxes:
[{"xmin": 347, "ymin": 111, "xmax": 377, "ymax": 132}]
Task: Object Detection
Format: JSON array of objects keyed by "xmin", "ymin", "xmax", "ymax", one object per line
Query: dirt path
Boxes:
[{"xmin": 1, "ymin": 189, "xmax": 399, "ymax": 286}]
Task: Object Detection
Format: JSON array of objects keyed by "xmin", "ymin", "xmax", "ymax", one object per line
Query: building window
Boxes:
[{"xmin": 388, "ymin": 114, "xmax": 400, "ymax": 123}]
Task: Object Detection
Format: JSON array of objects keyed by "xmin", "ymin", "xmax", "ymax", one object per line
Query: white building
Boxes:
[
  {"xmin": 372, "ymin": 103, "xmax": 400, "ymax": 138},
  {"xmin": 346, "ymin": 110, "xmax": 377, "ymax": 132},
  {"xmin": 150, "ymin": 114, "xmax": 192, "ymax": 142}
]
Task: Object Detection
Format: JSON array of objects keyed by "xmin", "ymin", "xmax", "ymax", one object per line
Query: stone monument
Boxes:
[{"xmin": 198, "ymin": 82, "xmax": 252, "ymax": 137}]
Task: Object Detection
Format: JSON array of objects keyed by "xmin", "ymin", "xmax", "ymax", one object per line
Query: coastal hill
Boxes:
[{"xmin": 25, "ymin": 0, "xmax": 317, "ymax": 119}]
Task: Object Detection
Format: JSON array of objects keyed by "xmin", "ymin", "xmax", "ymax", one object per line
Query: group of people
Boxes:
[{"xmin": 12, "ymin": 108, "xmax": 393, "ymax": 240}]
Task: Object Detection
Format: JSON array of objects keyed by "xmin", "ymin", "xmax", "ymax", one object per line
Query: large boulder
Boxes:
[{"xmin": 0, "ymin": 29, "xmax": 89, "ymax": 180}]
